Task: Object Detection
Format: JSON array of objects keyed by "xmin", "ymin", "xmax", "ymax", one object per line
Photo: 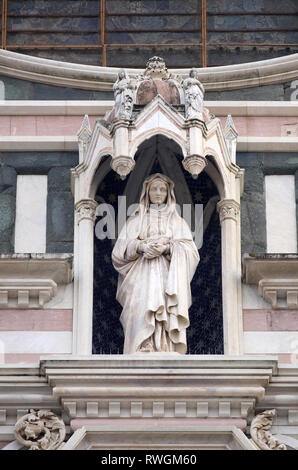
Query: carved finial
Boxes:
[
  {"xmin": 250, "ymin": 409, "xmax": 287, "ymax": 450},
  {"xmin": 79, "ymin": 114, "xmax": 91, "ymax": 134},
  {"xmin": 14, "ymin": 409, "xmax": 66, "ymax": 450},
  {"xmin": 224, "ymin": 114, "xmax": 238, "ymax": 164},
  {"xmin": 77, "ymin": 114, "xmax": 92, "ymax": 163},
  {"xmin": 225, "ymin": 114, "xmax": 237, "ymax": 134},
  {"xmin": 144, "ymin": 56, "xmax": 169, "ymax": 79}
]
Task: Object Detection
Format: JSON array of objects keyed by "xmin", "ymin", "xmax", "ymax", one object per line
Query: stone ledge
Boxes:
[
  {"xmin": 60, "ymin": 424, "xmax": 255, "ymax": 450},
  {"xmin": 38, "ymin": 355, "xmax": 278, "ymax": 421},
  {"xmin": 0, "ymin": 254, "xmax": 73, "ymax": 309},
  {"xmin": 243, "ymin": 254, "xmax": 298, "ymax": 309},
  {"xmin": 39, "ymin": 354, "xmax": 279, "ymax": 373}
]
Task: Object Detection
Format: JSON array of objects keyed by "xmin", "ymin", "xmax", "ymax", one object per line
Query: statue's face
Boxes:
[{"xmin": 148, "ymin": 180, "xmax": 168, "ymax": 205}]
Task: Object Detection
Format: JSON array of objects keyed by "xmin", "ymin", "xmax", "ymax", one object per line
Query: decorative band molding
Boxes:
[
  {"xmin": 217, "ymin": 199, "xmax": 240, "ymax": 223},
  {"xmin": 62, "ymin": 398, "xmax": 254, "ymax": 420},
  {"xmin": 75, "ymin": 199, "xmax": 98, "ymax": 224}
]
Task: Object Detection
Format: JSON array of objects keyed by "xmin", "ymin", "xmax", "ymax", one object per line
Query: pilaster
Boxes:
[
  {"xmin": 73, "ymin": 198, "xmax": 98, "ymax": 355},
  {"xmin": 217, "ymin": 199, "xmax": 242, "ymax": 354}
]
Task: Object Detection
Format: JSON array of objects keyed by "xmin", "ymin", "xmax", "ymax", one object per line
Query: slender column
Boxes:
[
  {"xmin": 73, "ymin": 198, "xmax": 98, "ymax": 355},
  {"xmin": 235, "ymin": 175, "xmax": 244, "ymax": 354},
  {"xmin": 217, "ymin": 199, "xmax": 241, "ymax": 355}
]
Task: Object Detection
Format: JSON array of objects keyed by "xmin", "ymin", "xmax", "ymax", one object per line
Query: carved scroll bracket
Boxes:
[
  {"xmin": 14, "ymin": 409, "xmax": 66, "ymax": 450},
  {"xmin": 250, "ymin": 409, "xmax": 287, "ymax": 450}
]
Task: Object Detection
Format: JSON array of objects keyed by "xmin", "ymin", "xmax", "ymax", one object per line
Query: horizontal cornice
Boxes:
[{"xmin": 0, "ymin": 49, "xmax": 297, "ymax": 91}]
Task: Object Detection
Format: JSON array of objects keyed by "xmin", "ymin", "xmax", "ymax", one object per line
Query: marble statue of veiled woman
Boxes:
[{"xmin": 112, "ymin": 173, "xmax": 200, "ymax": 354}]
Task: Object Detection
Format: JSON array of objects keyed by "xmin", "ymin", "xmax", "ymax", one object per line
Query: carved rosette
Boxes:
[
  {"xmin": 250, "ymin": 409, "xmax": 287, "ymax": 450},
  {"xmin": 182, "ymin": 154, "xmax": 207, "ymax": 179},
  {"xmin": 111, "ymin": 155, "xmax": 135, "ymax": 179},
  {"xmin": 217, "ymin": 199, "xmax": 240, "ymax": 223},
  {"xmin": 75, "ymin": 198, "xmax": 98, "ymax": 224},
  {"xmin": 14, "ymin": 409, "xmax": 66, "ymax": 450}
]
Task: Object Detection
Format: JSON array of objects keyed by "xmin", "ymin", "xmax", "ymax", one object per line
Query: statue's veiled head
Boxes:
[
  {"xmin": 139, "ymin": 173, "xmax": 176, "ymax": 211},
  {"xmin": 148, "ymin": 178, "xmax": 168, "ymax": 205}
]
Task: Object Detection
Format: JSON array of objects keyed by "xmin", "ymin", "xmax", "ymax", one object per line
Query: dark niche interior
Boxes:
[{"xmin": 92, "ymin": 135, "xmax": 223, "ymax": 354}]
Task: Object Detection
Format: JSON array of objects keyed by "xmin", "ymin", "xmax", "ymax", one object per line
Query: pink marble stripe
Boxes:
[
  {"xmin": 71, "ymin": 418, "xmax": 247, "ymax": 431},
  {"xmin": 0, "ymin": 309, "xmax": 72, "ymax": 331},
  {"xmin": 219, "ymin": 116, "xmax": 298, "ymax": 137},
  {"xmin": 3, "ymin": 353, "xmax": 57, "ymax": 363},
  {"xmin": 243, "ymin": 309, "xmax": 298, "ymax": 331},
  {"xmin": 0, "ymin": 115, "xmax": 295, "ymax": 138},
  {"xmin": 0, "ymin": 115, "xmax": 97, "ymax": 136},
  {"xmin": 250, "ymin": 353, "xmax": 297, "ymax": 365}
]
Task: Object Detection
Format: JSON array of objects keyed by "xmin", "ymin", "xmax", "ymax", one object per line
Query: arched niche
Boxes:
[
  {"xmin": 73, "ymin": 112, "xmax": 243, "ymax": 356},
  {"xmin": 92, "ymin": 135, "xmax": 223, "ymax": 355}
]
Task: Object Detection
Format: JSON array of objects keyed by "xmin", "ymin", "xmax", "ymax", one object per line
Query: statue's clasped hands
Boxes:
[{"xmin": 138, "ymin": 238, "xmax": 170, "ymax": 259}]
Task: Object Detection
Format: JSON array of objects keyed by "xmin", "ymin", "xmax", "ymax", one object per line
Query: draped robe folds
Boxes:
[{"xmin": 112, "ymin": 204, "xmax": 200, "ymax": 354}]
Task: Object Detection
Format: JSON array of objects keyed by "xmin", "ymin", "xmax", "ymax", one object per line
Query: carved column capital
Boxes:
[
  {"xmin": 75, "ymin": 198, "xmax": 98, "ymax": 224},
  {"xmin": 14, "ymin": 409, "xmax": 66, "ymax": 450},
  {"xmin": 217, "ymin": 199, "xmax": 240, "ymax": 223}
]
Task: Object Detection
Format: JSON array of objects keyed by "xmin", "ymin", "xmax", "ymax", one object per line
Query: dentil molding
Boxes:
[{"xmin": 40, "ymin": 355, "xmax": 277, "ymax": 421}]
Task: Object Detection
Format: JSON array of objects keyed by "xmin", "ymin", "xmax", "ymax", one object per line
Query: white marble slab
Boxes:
[
  {"xmin": 0, "ymin": 81, "xmax": 5, "ymax": 100},
  {"xmin": 265, "ymin": 175, "xmax": 297, "ymax": 253},
  {"xmin": 14, "ymin": 175, "xmax": 48, "ymax": 253},
  {"xmin": 242, "ymin": 284, "xmax": 271, "ymax": 309},
  {"xmin": 0, "ymin": 331, "xmax": 72, "ymax": 353},
  {"xmin": 44, "ymin": 283, "xmax": 73, "ymax": 309},
  {"xmin": 244, "ymin": 331, "xmax": 298, "ymax": 354}
]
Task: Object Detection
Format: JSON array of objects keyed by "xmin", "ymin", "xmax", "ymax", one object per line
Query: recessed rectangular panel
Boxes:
[
  {"xmin": 265, "ymin": 175, "xmax": 297, "ymax": 253},
  {"xmin": 15, "ymin": 174, "xmax": 47, "ymax": 253}
]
